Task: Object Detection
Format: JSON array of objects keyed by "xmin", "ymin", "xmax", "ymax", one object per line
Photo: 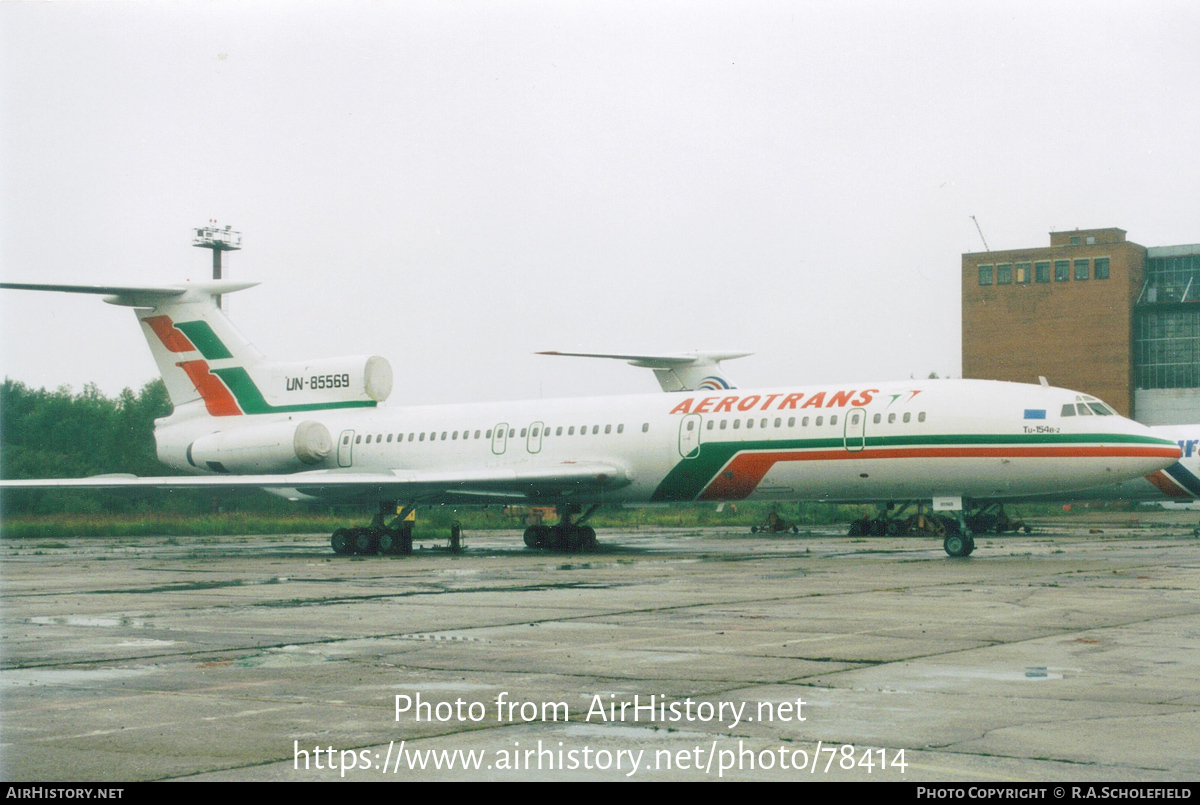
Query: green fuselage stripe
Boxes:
[
  {"xmin": 211, "ymin": 367, "xmax": 378, "ymax": 414},
  {"xmin": 649, "ymin": 431, "xmax": 1174, "ymax": 502}
]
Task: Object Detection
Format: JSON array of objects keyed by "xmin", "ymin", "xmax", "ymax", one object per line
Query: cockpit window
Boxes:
[
  {"xmin": 1082, "ymin": 397, "xmax": 1117, "ymax": 415},
  {"xmin": 1061, "ymin": 404, "xmax": 1076, "ymax": 417},
  {"xmin": 1073, "ymin": 396, "xmax": 1118, "ymax": 416}
]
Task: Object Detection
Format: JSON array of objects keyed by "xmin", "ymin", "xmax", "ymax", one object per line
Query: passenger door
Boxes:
[
  {"xmin": 492, "ymin": 422, "xmax": 509, "ymax": 455},
  {"xmin": 679, "ymin": 414, "xmax": 701, "ymax": 459},
  {"xmin": 843, "ymin": 408, "xmax": 866, "ymax": 453},
  {"xmin": 527, "ymin": 421, "xmax": 544, "ymax": 454},
  {"xmin": 338, "ymin": 429, "xmax": 355, "ymax": 467}
]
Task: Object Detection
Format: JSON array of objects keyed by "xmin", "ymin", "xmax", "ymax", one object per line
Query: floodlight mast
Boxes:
[{"xmin": 192, "ymin": 220, "xmax": 242, "ymax": 308}]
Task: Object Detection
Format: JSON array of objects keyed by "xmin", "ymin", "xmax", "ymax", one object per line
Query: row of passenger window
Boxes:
[
  {"xmin": 688, "ymin": 411, "xmax": 929, "ymax": 431},
  {"xmin": 350, "ymin": 409, "xmax": 934, "ymax": 447},
  {"xmin": 351, "ymin": 422, "xmax": 650, "ymax": 446},
  {"xmin": 979, "ymin": 257, "xmax": 1110, "ymax": 286}
]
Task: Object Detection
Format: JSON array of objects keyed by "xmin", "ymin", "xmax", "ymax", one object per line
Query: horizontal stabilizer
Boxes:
[
  {"xmin": 0, "ymin": 280, "xmax": 258, "ymax": 307},
  {"xmin": 537, "ymin": 350, "xmax": 751, "ymax": 392}
]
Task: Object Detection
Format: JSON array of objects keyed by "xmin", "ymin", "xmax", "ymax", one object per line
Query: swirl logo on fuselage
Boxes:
[{"xmin": 697, "ymin": 376, "xmax": 732, "ymax": 390}]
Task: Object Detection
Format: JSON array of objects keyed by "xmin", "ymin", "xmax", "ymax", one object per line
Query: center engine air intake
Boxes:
[{"xmin": 247, "ymin": 355, "xmax": 393, "ymax": 407}]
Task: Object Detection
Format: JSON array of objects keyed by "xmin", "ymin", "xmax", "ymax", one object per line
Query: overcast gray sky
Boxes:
[{"xmin": 2, "ymin": 1, "xmax": 1197, "ymax": 406}]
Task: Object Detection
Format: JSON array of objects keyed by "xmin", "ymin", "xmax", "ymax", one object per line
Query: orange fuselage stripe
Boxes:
[
  {"xmin": 1145, "ymin": 470, "xmax": 1191, "ymax": 499},
  {"xmin": 697, "ymin": 445, "xmax": 1182, "ymax": 500}
]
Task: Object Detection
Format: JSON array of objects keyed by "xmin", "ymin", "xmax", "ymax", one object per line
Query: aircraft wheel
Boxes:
[
  {"xmin": 943, "ymin": 534, "xmax": 970, "ymax": 557},
  {"xmin": 964, "ymin": 536, "xmax": 976, "ymax": 556},
  {"xmin": 352, "ymin": 527, "xmax": 377, "ymax": 555},
  {"xmin": 400, "ymin": 524, "xmax": 414, "ymax": 555},
  {"xmin": 565, "ymin": 528, "xmax": 583, "ymax": 552},
  {"xmin": 331, "ymin": 529, "xmax": 352, "ymax": 555},
  {"xmin": 379, "ymin": 530, "xmax": 398, "ymax": 554},
  {"xmin": 578, "ymin": 525, "xmax": 597, "ymax": 551},
  {"xmin": 552, "ymin": 526, "xmax": 570, "ymax": 552},
  {"xmin": 524, "ymin": 525, "xmax": 551, "ymax": 549},
  {"xmin": 450, "ymin": 521, "xmax": 462, "ymax": 553}
]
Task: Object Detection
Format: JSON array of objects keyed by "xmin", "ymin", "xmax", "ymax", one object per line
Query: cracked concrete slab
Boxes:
[{"xmin": 2, "ymin": 515, "xmax": 1198, "ymax": 781}]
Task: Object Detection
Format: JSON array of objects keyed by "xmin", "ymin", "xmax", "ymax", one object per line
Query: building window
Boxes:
[
  {"xmin": 1095, "ymin": 257, "xmax": 1110, "ymax": 279},
  {"xmin": 1055, "ymin": 260, "xmax": 1070, "ymax": 282},
  {"xmin": 1074, "ymin": 259, "xmax": 1090, "ymax": 280},
  {"xmin": 1015, "ymin": 263, "xmax": 1031, "ymax": 284},
  {"xmin": 997, "ymin": 264, "xmax": 1012, "ymax": 285},
  {"xmin": 1070, "ymin": 236, "xmax": 1081, "ymax": 245},
  {"xmin": 1035, "ymin": 261, "xmax": 1050, "ymax": 283},
  {"xmin": 1136, "ymin": 308, "xmax": 1200, "ymax": 389},
  {"xmin": 1145, "ymin": 254, "xmax": 1200, "ymax": 303},
  {"xmin": 978, "ymin": 265, "xmax": 993, "ymax": 285}
]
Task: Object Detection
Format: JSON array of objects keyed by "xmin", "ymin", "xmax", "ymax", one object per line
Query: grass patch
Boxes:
[{"xmin": 0, "ymin": 502, "xmax": 874, "ymax": 539}]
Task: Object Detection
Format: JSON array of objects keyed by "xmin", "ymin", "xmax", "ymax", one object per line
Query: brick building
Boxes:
[{"xmin": 961, "ymin": 227, "xmax": 1200, "ymax": 424}]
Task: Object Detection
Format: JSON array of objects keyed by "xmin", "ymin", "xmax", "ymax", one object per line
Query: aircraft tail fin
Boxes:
[
  {"xmin": 1, "ymin": 281, "xmax": 392, "ymax": 418},
  {"xmin": 537, "ymin": 350, "xmax": 751, "ymax": 392}
]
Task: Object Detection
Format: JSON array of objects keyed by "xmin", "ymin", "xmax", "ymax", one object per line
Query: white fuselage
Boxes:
[{"xmin": 156, "ymin": 378, "xmax": 1181, "ymax": 506}]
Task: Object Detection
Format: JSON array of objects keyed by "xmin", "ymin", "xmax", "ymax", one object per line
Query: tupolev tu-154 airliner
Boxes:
[{"xmin": 0, "ymin": 280, "xmax": 1182, "ymax": 557}]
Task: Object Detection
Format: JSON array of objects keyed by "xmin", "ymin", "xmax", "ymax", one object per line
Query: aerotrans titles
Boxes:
[{"xmin": 668, "ymin": 389, "xmax": 880, "ymax": 415}]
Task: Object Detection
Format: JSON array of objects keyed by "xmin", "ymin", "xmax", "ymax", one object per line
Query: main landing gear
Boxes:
[
  {"xmin": 845, "ymin": 502, "xmax": 997, "ymax": 557},
  {"xmin": 330, "ymin": 502, "xmax": 464, "ymax": 556},
  {"xmin": 523, "ymin": 504, "xmax": 599, "ymax": 552}
]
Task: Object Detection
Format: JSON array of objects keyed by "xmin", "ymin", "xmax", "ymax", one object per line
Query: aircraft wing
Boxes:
[{"xmin": 0, "ymin": 462, "xmax": 632, "ymax": 504}]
